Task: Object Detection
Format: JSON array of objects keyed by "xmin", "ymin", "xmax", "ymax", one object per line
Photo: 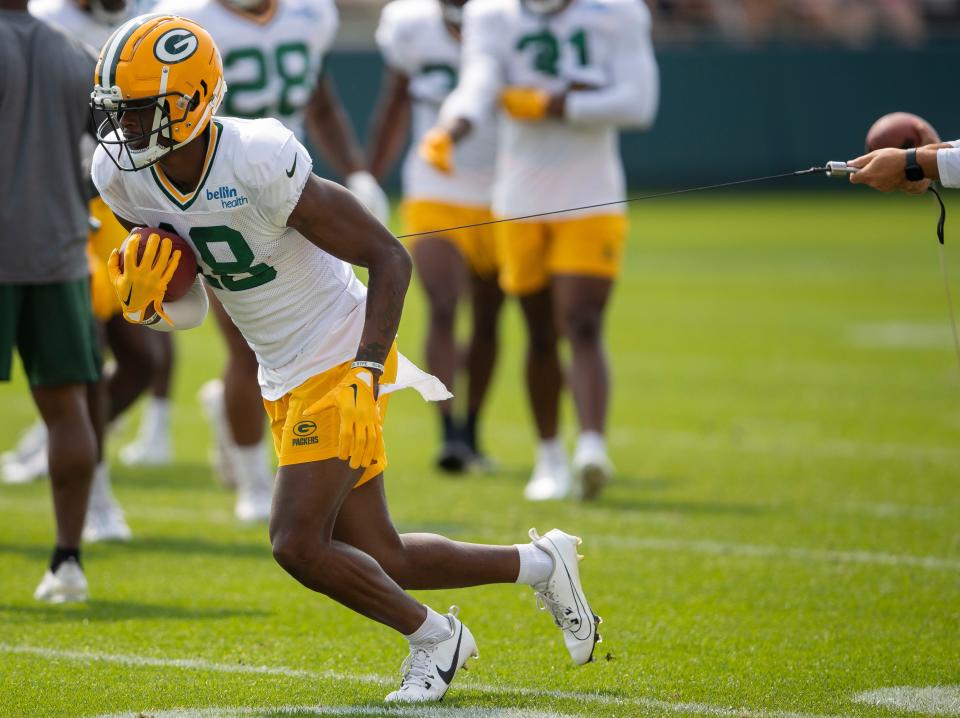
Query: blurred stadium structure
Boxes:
[
  {"xmin": 321, "ymin": 0, "xmax": 960, "ymax": 190},
  {"xmin": 334, "ymin": 0, "xmax": 960, "ymax": 49}
]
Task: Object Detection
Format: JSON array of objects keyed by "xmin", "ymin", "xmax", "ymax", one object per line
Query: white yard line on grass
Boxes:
[
  {"xmin": 593, "ymin": 535, "xmax": 960, "ymax": 571},
  {"xmin": 3, "ymin": 643, "xmax": 849, "ymax": 718},
  {"xmin": 852, "ymin": 686, "xmax": 960, "ymax": 716},
  {"xmin": 87, "ymin": 706, "xmax": 571, "ymax": 718}
]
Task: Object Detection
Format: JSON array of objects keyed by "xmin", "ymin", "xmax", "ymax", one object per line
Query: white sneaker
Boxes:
[
  {"xmin": 83, "ymin": 465, "xmax": 132, "ymax": 543},
  {"xmin": 529, "ymin": 528, "xmax": 601, "ymax": 665},
  {"xmin": 574, "ymin": 447, "xmax": 614, "ymax": 502},
  {"xmin": 118, "ymin": 434, "xmax": 171, "ymax": 467},
  {"xmin": 234, "ymin": 488, "xmax": 272, "ymax": 523},
  {"xmin": 524, "ymin": 451, "xmax": 571, "ymax": 501},
  {"xmin": 385, "ymin": 607, "xmax": 478, "ymax": 703},
  {"xmin": 2, "ymin": 447, "xmax": 48, "ymax": 484},
  {"xmin": 34, "ymin": 558, "xmax": 88, "ymax": 603},
  {"xmin": 198, "ymin": 379, "xmax": 238, "ymax": 489},
  {"xmin": 3, "ymin": 420, "xmax": 47, "ymax": 463}
]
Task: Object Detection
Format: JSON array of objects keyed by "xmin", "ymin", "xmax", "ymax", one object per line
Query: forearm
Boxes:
[
  {"xmin": 440, "ymin": 53, "xmax": 502, "ymax": 131},
  {"xmin": 305, "ymin": 79, "xmax": 365, "ymax": 178},
  {"xmin": 356, "ymin": 245, "xmax": 413, "ymax": 367},
  {"xmin": 563, "ymin": 51, "xmax": 659, "ymax": 127},
  {"xmin": 367, "ymin": 76, "xmax": 411, "ymax": 181}
]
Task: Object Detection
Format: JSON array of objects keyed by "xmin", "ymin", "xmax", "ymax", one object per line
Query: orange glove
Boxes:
[
  {"xmin": 107, "ymin": 232, "xmax": 181, "ymax": 326},
  {"xmin": 306, "ymin": 367, "xmax": 382, "ymax": 470},
  {"xmin": 419, "ymin": 128, "xmax": 454, "ymax": 174},
  {"xmin": 500, "ymin": 87, "xmax": 549, "ymax": 121}
]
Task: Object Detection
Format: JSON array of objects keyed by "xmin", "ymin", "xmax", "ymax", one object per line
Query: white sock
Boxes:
[
  {"xmin": 514, "ymin": 542, "xmax": 554, "ymax": 586},
  {"xmin": 88, "ymin": 462, "xmax": 114, "ymax": 510},
  {"xmin": 537, "ymin": 437, "xmax": 565, "ymax": 463},
  {"xmin": 575, "ymin": 431, "xmax": 606, "ymax": 457},
  {"xmin": 146, "ymin": 398, "xmax": 171, "ymax": 435},
  {"xmin": 405, "ymin": 606, "xmax": 451, "ymax": 645},
  {"xmin": 232, "ymin": 441, "xmax": 271, "ymax": 492}
]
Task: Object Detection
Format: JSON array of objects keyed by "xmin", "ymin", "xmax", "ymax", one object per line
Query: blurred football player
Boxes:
[
  {"xmin": 367, "ymin": 0, "xmax": 503, "ymax": 473},
  {"xmin": 9, "ymin": 0, "xmax": 164, "ymax": 543},
  {"xmin": 1, "ymin": 0, "xmax": 101, "ymax": 601},
  {"xmin": 422, "ymin": 0, "xmax": 659, "ymax": 500},
  {"xmin": 149, "ymin": 0, "xmax": 389, "ymax": 520},
  {"xmin": 91, "ymin": 14, "xmax": 600, "ymax": 701}
]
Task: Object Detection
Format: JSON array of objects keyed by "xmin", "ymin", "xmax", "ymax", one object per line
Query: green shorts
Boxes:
[{"xmin": 0, "ymin": 279, "xmax": 102, "ymax": 386}]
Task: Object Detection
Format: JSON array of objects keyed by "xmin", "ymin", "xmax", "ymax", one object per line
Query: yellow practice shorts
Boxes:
[
  {"xmin": 402, "ymin": 200, "xmax": 498, "ymax": 278},
  {"xmin": 495, "ymin": 213, "xmax": 628, "ymax": 296},
  {"xmin": 87, "ymin": 196, "xmax": 129, "ymax": 321},
  {"xmin": 263, "ymin": 344, "xmax": 399, "ymax": 488}
]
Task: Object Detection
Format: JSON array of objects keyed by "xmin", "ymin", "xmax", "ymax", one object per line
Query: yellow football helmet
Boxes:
[{"xmin": 91, "ymin": 14, "xmax": 226, "ymax": 171}]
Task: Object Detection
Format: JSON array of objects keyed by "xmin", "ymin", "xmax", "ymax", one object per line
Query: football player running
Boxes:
[
  {"xmin": 422, "ymin": 0, "xmax": 658, "ymax": 500},
  {"xmin": 92, "ymin": 14, "xmax": 601, "ymax": 701},
  {"xmin": 147, "ymin": 0, "xmax": 390, "ymax": 520},
  {"xmin": 367, "ymin": 0, "xmax": 503, "ymax": 473}
]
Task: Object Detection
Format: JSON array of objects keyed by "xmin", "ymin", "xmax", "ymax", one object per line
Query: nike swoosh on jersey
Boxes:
[
  {"xmin": 435, "ymin": 624, "xmax": 463, "ymax": 685},
  {"xmin": 286, "ymin": 155, "xmax": 298, "ymax": 178}
]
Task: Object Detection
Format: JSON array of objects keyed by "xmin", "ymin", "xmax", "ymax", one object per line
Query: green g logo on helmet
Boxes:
[{"xmin": 154, "ymin": 28, "xmax": 198, "ymax": 63}]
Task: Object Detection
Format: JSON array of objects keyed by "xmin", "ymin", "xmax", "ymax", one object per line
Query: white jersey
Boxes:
[
  {"xmin": 441, "ymin": 0, "xmax": 658, "ymax": 219},
  {"xmin": 91, "ymin": 117, "xmax": 367, "ymax": 401},
  {"xmin": 149, "ymin": 0, "xmax": 338, "ymax": 139},
  {"xmin": 376, "ymin": 0, "xmax": 495, "ymax": 207},
  {"xmin": 29, "ymin": 0, "xmax": 127, "ymax": 53}
]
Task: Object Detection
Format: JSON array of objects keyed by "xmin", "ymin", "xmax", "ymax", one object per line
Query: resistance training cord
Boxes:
[{"xmin": 396, "ymin": 161, "xmax": 960, "ymax": 375}]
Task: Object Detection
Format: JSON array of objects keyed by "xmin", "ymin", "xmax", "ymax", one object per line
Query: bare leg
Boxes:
[
  {"xmin": 104, "ymin": 316, "xmax": 160, "ymax": 420},
  {"xmin": 412, "ymin": 238, "xmax": 467, "ymax": 424},
  {"xmin": 333, "ymin": 476, "xmax": 520, "ymax": 590},
  {"xmin": 31, "ymin": 384, "xmax": 97, "ymax": 549},
  {"xmin": 551, "ymin": 276, "xmax": 613, "ymax": 434},
  {"xmin": 270, "ymin": 460, "xmax": 427, "ymax": 634},
  {"xmin": 150, "ymin": 332, "xmax": 174, "ymax": 399},
  {"xmin": 518, "ymin": 288, "xmax": 562, "ymax": 440},
  {"xmin": 466, "ymin": 272, "xmax": 504, "ymax": 416},
  {"xmin": 209, "ymin": 292, "xmax": 264, "ymax": 447}
]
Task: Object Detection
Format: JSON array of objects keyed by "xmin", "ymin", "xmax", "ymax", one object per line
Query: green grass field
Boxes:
[{"xmin": 1, "ymin": 191, "xmax": 958, "ymax": 718}]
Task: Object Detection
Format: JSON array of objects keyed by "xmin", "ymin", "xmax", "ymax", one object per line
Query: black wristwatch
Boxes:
[{"xmin": 905, "ymin": 148, "xmax": 925, "ymax": 182}]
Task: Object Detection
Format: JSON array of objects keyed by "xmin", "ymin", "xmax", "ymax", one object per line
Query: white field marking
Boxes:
[
  {"xmin": 847, "ymin": 321, "xmax": 956, "ymax": 350},
  {"xmin": 839, "ymin": 501, "xmax": 950, "ymax": 520},
  {"xmin": 87, "ymin": 706, "xmax": 570, "ymax": 718},
  {"xmin": 3, "ymin": 644, "xmax": 850, "ymax": 718},
  {"xmin": 852, "ymin": 686, "xmax": 960, "ymax": 716},
  {"xmin": 589, "ymin": 536, "xmax": 960, "ymax": 571}
]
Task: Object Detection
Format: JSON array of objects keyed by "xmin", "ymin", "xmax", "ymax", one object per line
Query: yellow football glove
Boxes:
[
  {"xmin": 500, "ymin": 87, "xmax": 550, "ymax": 121},
  {"xmin": 419, "ymin": 128, "xmax": 454, "ymax": 174},
  {"xmin": 306, "ymin": 367, "xmax": 383, "ymax": 470},
  {"xmin": 107, "ymin": 232, "xmax": 182, "ymax": 326}
]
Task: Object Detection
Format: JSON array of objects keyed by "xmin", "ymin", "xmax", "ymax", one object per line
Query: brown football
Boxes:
[
  {"xmin": 118, "ymin": 227, "xmax": 197, "ymax": 301},
  {"xmin": 866, "ymin": 111, "xmax": 941, "ymax": 151}
]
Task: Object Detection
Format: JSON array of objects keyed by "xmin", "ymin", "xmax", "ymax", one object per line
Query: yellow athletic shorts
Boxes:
[
  {"xmin": 495, "ymin": 213, "xmax": 628, "ymax": 296},
  {"xmin": 87, "ymin": 196, "xmax": 129, "ymax": 321},
  {"xmin": 263, "ymin": 344, "xmax": 399, "ymax": 487},
  {"xmin": 402, "ymin": 200, "xmax": 498, "ymax": 278}
]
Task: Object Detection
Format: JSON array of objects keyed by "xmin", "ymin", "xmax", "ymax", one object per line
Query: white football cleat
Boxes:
[
  {"xmin": 528, "ymin": 528, "xmax": 601, "ymax": 665},
  {"xmin": 83, "ymin": 465, "xmax": 132, "ymax": 543},
  {"xmin": 197, "ymin": 379, "xmax": 238, "ymax": 489},
  {"xmin": 573, "ymin": 447, "xmax": 614, "ymax": 502},
  {"xmin": 385, "ymin": 607, "xmax": 478, "ymax": 703},
  {"xmin": 120, "ymin": 398, "xmax": 172, "ymax": 466},
  {"xmin": 3, "ymin": 420, "xmax": 47, "ymax": 463},
  {"xmin": 34, "ymin": 558, "xmax": 88, "ymax": 603},
  {"xmin": 2, "ymin": 447, "xmax": 48, "ymax": 484},
  {"xmin": 524, "ymin": 450, "xmax": 571, "ymax": 501},
  {"xmin": 234, "ymin": 488, "xmax": 272, "ymax": 523}
]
